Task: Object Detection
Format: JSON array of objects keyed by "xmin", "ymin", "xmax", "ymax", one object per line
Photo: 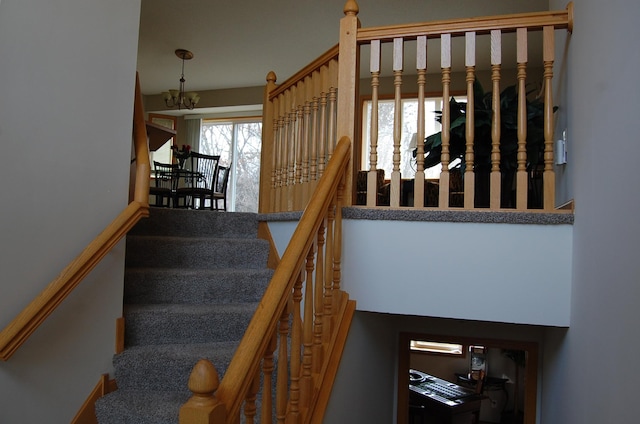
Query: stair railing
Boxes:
[
  {"xmin": 259, "ymin": 0, "xmax": 574, "ymax": 213},
  {"xmin": 354, "ymin": 2, "xmax": 573, "ymax": 211},
  {"xmin": 259, "ymin": 44, "xmax": 341, "ymax": 213},
  {"xmin": 0, "ymin": 73, "xmax": 150, "ymax": 361},
  {"xmin": 180, "ymin": 136, "xmax": 355, "ymax": 424}
]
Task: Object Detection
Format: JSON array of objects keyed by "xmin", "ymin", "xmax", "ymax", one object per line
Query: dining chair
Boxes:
[
  {"xmin": 212, "ymin": 163, "xmax": 231, "ymax": 211},
  {"xmin": 175, "ymin": 152, "xmax": 220, "ymax": 209},
  {"xmin": 150, "ymin": 161, "xmax": 179, "ymax": 207}
]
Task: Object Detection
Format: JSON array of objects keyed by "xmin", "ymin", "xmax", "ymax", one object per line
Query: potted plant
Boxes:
[{"xmin": 413, "ymin": 79, "xmax": 555, "ymax": 208}]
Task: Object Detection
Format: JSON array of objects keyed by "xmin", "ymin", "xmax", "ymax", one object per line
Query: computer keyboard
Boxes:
[{"xmin": 409, "ymin": 369, "xmax": 475, "ymax": 406}]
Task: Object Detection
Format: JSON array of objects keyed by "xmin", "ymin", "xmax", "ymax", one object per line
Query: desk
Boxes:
[{"xmin": 409, "ymin": 369, "xmax": 483, "ymax": 424}]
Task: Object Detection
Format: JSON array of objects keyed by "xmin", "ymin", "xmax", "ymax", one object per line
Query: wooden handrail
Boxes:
[
  {"xmin": 181, "ymin": 136, "xmax": 353, "ymax": 423},
  {"xmin": 0, "ymin": 73, "xmax": 150, "ymax": 361},
  {"xmin": 269, "ymin": 44, "xmax": 339, "ymax": 100},
  {"xmin": 356, "ymin": 3, "xmax": 573, "ymax": 42}
]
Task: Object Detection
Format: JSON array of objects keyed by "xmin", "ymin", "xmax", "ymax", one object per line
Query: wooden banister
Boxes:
[
  {"xmin": 181, "ymin": 136, "xmax": 354, "ymax": 424},
  {"xmin": 0, "ymin": 73, "xmax": 150, "ymax": 361}
]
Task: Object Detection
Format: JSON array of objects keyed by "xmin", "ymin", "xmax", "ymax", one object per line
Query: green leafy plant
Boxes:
[{"xmin": 415, "ymin": 79, "xmax": 554, "ymax": 175}]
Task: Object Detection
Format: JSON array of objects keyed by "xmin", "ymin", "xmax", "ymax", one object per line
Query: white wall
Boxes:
[
  {"xmin": 541, "ymin": 0, "xmax": 640, "ymax": 423},
  {"xmin": 0, "ymin": 0, "xmax": 141, "ymax": 422},
  {"xmin": 342, "ymin": 219, "xmax": 572, "ymax": 326},
  {"xmin": 269, "ymin": 219, "xmax": 573, "ymax": 326}
]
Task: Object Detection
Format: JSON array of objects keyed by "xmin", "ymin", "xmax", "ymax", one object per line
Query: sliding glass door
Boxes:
[{"xmin": 200, "ymin": 119, "xmax": 262, "ymax": 212}]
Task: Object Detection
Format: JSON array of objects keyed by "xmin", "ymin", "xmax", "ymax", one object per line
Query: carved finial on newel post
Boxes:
[
  {"xmin": 179, "ymin": 359, "xmax": 227, "ymax": 423},
  {"xmin": 266, "ymin": 71, "xmax": 277, "ymax": 85},
  {"xmin": 343, "ymin": 0, "xmax": 359, "ymax": 16}
]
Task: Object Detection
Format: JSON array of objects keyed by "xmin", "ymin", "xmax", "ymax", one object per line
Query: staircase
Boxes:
[{"xmin": 95, "ymin": 208, "xmax": 273, "ymax": 424}]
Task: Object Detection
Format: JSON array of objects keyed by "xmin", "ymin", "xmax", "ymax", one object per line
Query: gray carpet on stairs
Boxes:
[{"xmin": 95, "ymin": 208, "xmax": 273, "ymax": 424}]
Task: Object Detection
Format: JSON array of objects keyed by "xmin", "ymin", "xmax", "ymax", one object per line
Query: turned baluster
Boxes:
[
  {"xmin": 288, "ymin": 273, "xmax": 303, "ymax": 423},
  {"xmin": 261, "ymin": 330, "xmax": 277, "ymax": 424},
  {"xmin": 439, "ymin": 34, "xmax": 452, "ymax": 208},
  {"xmin": 288, "ymin": 86, "xmax": 298, "ymax": 211},
  {"xmin": 542, "ymin": 25, "xmax": 556, "ymax": 210},
  {"xmin": 309, "ymin": 72, "xmax": 320, "ymax": 193},
  {"xmin": 317, "ymin": 64, "xmax": 329, "ymax": 179},
  {"xmin": 300, "ymin": 244, "xmax": 316, "ymax": 409},
  {"xmin": 313, "ymin": 220, "xmax": 326, "ymax": 373},
  {"xmin": 390, "ymin": 37, "xmax": 403, "ymax": 208},
  {"xmin": 281, "ymin": 89, "xmax": 292, "ymax": 212},
  {"xmin": 295, "ymin": 81, "xmax": 305, "ymax": 210},
  {"xmin": 302, "ymin": 78, "xmax": 313, "ymax": 205},
  {"xmin": 332, "ymin": 181, "xmax": 344, "ymax": 313},
  {"xmin": 368, "ymin": 39, "xmax": 381, "ymax": 207},
  {"xmin": 276, "ymin": 94, "xmax": 286, "ymax": 212},
  {"xmin": 327, "ymin": 59, "xmax": 338, "ymax": 158},
  {"xmin": 272, "ymin": 95, "xmax": 281, "ymax": 213},
  {"xmin": 323, "ymin": 204, "xmax": 335, "ymax": 342},
  {"xmin": 516, "ymin": 28, "xmax": 528, "ymax": 210},
  {"xmin": 275, "ymin": 308, "xmax": 289, "ymax": 424},
  {"xmin": 464, "ymin": 32, "xmax": 476, "ymax": 209},
  {"xmin": 414, "ymin": 35, "xmax": 427, "ymax": 209},
  {"xmin": 490, "ymin": 30, "xmax": 502, "ymax": 210},
  {"xmin": 243, "ymin": 368, "xmax": 260, "ymax": 424}
]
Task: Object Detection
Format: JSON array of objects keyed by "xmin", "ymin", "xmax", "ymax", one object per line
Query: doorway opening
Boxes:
[{"xmin": 398, "ymin": 332, "xmax": 538, "ymax": 424}]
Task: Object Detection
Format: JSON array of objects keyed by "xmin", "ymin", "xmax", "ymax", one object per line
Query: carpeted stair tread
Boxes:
[
  {"xmin": 129, "ymin": 208, "xmax": 259, "ymax": 238},
  {"xmin": 98, "ymin": 211, "xmax": 271, "ymax": 424},
  {"xmin": 125, "ymin": 236, "xmax": 270, "ymax": 269},
  {"xmin": 124, "ymin": 268, "xmax": 273, "ymax": 304},
  {"xmin": 113, "ymin": 341, "xmax": 238, "ymax": 392},
  {"xmin": 124, "ymin": 303, "xmax": 258, "ymax": 346},
  {"xmin": 95, "ymin": 390, "xmax": 188, "ymax": 424}
]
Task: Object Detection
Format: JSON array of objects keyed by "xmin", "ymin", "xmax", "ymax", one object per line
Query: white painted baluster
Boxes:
[
  {"xmin": 490, "ymin": 30, "xmax": 502, "ymax": 210},
  {"xmin": 391, "ymin": 37, "xmax": 403, "ymax": 207},
  {"xmin": 368, "ymin": 39, "xmax": 381, "ymax": 207},
  {"xmin": 464, "ymin": 32, "xmax": 476, "ymax": 209},
  {"xmin": 414, "ymin": 35, "xmax": 427, "ymax": 209},
  {"xmin": 439, "ymin": 34, "xmax": 451, "ymax": 208}
]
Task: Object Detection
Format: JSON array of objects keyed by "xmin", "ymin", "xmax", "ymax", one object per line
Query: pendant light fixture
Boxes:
[{"xmin": 162, "ymin": 49, "xmax": 200, "ymax": 110}]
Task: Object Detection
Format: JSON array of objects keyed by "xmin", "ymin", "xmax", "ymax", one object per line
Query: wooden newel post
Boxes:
[{"xmin": 179, "ymin": 359, "xmax": 227, "ymax": 423}]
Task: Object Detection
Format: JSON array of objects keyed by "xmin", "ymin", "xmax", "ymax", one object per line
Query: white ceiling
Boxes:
[{"xmin": 136, "ymin": 0, "xmax": 550, "ymax": 96}]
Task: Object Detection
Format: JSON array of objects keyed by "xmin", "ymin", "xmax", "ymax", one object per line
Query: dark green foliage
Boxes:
[{"xmin": 415, "ymin": 80, "xmax": 555, "ymax": 174}]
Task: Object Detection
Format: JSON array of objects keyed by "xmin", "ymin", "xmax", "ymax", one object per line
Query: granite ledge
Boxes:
[{"xmin": 260, "ymin": 207, "xmax": 574, "ymax": 225}]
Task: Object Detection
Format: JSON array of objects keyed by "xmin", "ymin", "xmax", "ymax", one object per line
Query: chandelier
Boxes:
[{"xmin": 162, "ymin": 49, "xmax": 200, "ymax": 110}]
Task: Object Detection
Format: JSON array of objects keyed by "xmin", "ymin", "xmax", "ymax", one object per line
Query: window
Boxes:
[
  {"xmin": 410, "ymin": 339, "xmax": 464, "ymax": 356},
  {"xmin": 200, "ymin": 119, "xmax": 262, "ymax": 212},
  {"xmin": 361, "ymin": 96, "xmax": 465, "ymax": 179}
]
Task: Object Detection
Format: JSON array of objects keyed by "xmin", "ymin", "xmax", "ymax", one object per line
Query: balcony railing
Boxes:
[{"xmin": 260, "ymin": 0, "xmax": 574, "ymax": 214}]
